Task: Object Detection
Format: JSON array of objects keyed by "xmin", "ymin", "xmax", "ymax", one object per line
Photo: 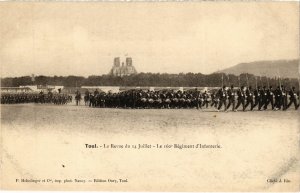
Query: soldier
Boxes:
[
  {"xmin": 193, "ymin": 89, "xmax": 201, "ymax": 109},
  {"xmin": 253, "ymin": 86, "xmax": 261, "ymax": 110},
  {"xmin": 258, "ymin": 86, "xmax": 267, "ymax": 111},
  {"xmin": 47, "ymin": 90, "xmax": 53, "ymax": 103},
  {"xmin": 264, "ymin": 86, "xmax": 274, "ymax": 110},
  {"xmin": 235, "ymin": 86, "xmax": 246, "ymax": 111},
  {"xmin": 75, "ymin": 90, "xmax": 81, "ymax": 106},
  {"xmin": 84, "ymin": 90, "xmax": 90, "ymax": 106},
  {"xmin": 94, "ymin": 89, "xmax": 99, "ymax": 96},
  {"xmin": 89, "ymin": 93, "xmax": 95, "ymax": 107},
  {"xmin": 132, "ymin": 90, "xmax": 138, "ymax": 108},
  {"xmin": 217, "ymin": 85, "xmax": 227, "ymax": 111},
  {"xmin": 210, "ymin": 91, "xmax": 218, "ymax": 108},
  {"xmin": 245, "ymin": 86, "xmax": 254, "ymax": 111},
  {"xmin": 202, "ymin": 90, "xmax": 210, "ymax": 108},
  {"xmin": 274, "ymin": 86, "xmax": 282, "ymax": 110},
  {"xmin": 282, "ymin": 86, "xmax": 288, "ymax": 110},
  {"xmin": 39, "ymin": 90, "xmax": 45, "ymax": 104},
  {"xmin": 286, "ymin": 87, "xmax": 299, "ymax": 110},
  {"xmin": 48, "ymin": 90, "xmax": 53, "ymax": 97},
  {"xmin": 226, "ymin": 85, "xmax": 236, "ymax": 111}
]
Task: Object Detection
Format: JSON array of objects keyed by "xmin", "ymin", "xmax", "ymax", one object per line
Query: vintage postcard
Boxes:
[{"xmin": 0, "ymin": 1, "xmax": 299, "ymax": 192}]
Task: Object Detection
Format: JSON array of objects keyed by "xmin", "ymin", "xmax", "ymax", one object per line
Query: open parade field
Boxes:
[{"xmin": 1, "ymin": 103, "xmax": 300, "ymax": 191}]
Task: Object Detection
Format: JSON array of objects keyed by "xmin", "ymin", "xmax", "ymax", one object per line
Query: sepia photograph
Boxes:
[{"xmin": 0, "ymin": 1, "xmax": 299, "ymax": 192}]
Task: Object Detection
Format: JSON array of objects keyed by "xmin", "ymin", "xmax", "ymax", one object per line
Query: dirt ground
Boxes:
[{"xmin": 1, "ymin": 104, "xmax": 299, "ymax": 191}]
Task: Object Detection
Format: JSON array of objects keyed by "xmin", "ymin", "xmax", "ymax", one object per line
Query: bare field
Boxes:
[{"xmin": 1, "ymin": 104, "xmax": 300, "ymax": 191}]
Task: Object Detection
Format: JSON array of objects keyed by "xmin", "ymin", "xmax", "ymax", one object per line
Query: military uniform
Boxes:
[
  {"xmin": 202, "ymin": 91, "xmax": 209, "ymax": 108},
  {"xmin": 245, "ymin": 86, "xmax": 254, "ymax": 111},
  {"xmin": 210, "ymin": 92, "xmax": 218, "ymax": 108},
  {"xmin": 264, "ymin": 86, "xmax": 274, "ymax": 110},
  {"xmin": 281, "ymin": 87, "xmax": 288, "ymax": 110},
  {"xmin": 286, "ymin": 87, "xmax": 299, "ymax": 110},
  {"xmin": 258, "ymin": 86, "xmax": 267, "ymax": 110},
  {"xmin": 274, "ymin": 86, "xmax": 282, "ymax": 110},
  {"xmin": 226, "ymin": 85, "xmax": 236, "ymax": 111},
  {"xmin": 235, "ymin": 86, "xmax": 246, "ymax": 111},
  {"xmin": 75, "ymin": 90, "xmax": 81, "ymax": 106},
  {"xmin": 217, "ymin": 86, "xmax": 227, "ymax": 111},
  {"xmin": 253, "ymin": 86, "xmax": 261, "ymax": 110}
]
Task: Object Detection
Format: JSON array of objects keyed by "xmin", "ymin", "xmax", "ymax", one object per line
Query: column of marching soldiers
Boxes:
[
  {"xmin": 1, "ymin": 91, "xmax": 72, "ymax": 105},
  {"xmin": 77, "ymin": 85, "xmax": 299, "ymax": 111},
  {"xmin": 1, "ymin": 85, "xmax": 299, "ymax": 111}
]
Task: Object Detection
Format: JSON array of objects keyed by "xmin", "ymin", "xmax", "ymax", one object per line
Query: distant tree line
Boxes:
[{"xmin": 1, "ymin": 73, "xmax": 299, "ymax": 89}]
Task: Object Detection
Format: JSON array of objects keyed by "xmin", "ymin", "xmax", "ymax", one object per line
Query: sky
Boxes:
[{"xmin": 0, "ymin": 2, "xmax": 299, "ymax": 77}]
